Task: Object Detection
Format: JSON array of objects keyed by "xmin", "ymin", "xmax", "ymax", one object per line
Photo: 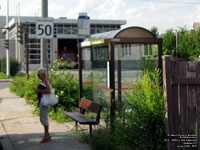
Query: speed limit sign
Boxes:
[{"xmin": 36, "ymin": 18, "xmax": 54, "ymax": 39}]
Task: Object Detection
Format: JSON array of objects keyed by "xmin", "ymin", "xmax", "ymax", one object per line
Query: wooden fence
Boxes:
[{"xmin": 163, "ymin": 56, "xmax": 200, "ymax": 150}]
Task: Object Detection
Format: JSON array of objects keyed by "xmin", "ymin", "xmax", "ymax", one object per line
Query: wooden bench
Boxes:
[{"xmin": 64, "ymin": 98, "xmax": 102, "ymax": 136}]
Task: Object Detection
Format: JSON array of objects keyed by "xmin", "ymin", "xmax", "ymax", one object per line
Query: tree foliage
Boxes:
[
  {"xmin": 161, "ymin": 26, "xmax": 200, "ymax": 60},
  {"xmin": 162, "ymin": 29, "xmax": 176, "ymax": 56},
  {"xmin": 0, "ymin": 57, "xmax": 21, "ymax": 76},
  {"xmin": 150, "ymin": 26, "xmax": 159, "ymax": 38}
]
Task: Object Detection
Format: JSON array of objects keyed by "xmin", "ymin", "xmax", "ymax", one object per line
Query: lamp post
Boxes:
[{"xmin": 6, "ymin": 0, "xmax": 10, "ymax": 78}]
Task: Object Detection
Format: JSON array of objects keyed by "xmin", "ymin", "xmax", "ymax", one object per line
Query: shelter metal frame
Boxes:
[{"xmin": 78, "ymin": 26, "xmax": 163, "ymax": 125}]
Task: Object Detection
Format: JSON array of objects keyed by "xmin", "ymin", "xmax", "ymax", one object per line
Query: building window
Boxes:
[
  {"xmin": 96, "ymin": 25, "xmax": 103, "ymax": 33},
  {"xmin": 116, "ymin": 25, "xmax": 120, "ymax": 30},
  {"xmin": 72, "ymin": 25, "xmax": 77, "ymax": 34},
  {"xmin": 28, "ymin": 39, "xmax": 51, "ymax": 64},
  {"xmin": 64, "ymin": 25, "xmax": 71, "ymax": 34},
  {"xmin": 103, "ymin": 25, "xmax": 110, "ymax": 32},
  {"xmin": 111, "ymin": 25, "xmax": 117, "ymax": 31},
  {"xmin": 122, "ymin": 44, "xmax": 132, "ymax": 57},
  {"xmin": 90, "ymin": 25, "xmax": 95, "ymax": 34},
  {"xmin": 30, "ymin": 24, "xmax": 35, "ymax": 34},
  {"xmin": 57, "ymin": 24, "xmax": 63, "ymax": 34}
]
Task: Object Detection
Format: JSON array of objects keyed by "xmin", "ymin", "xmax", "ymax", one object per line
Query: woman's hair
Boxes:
[{"xmin": 38, "ymin": 68, "xmax": 47, "ymax": 77}]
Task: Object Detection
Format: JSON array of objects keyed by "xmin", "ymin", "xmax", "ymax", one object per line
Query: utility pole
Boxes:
[
  {"xmin": 41, "ymin": 0, "xmax": 48, "ymax": 69},
  {"xmin": 24, "ymin": 23, "xmax": 29, "ymax": 79},
  {"xmin": 6, "ymin": 0, "xmax": 10, "ymax": 78}
]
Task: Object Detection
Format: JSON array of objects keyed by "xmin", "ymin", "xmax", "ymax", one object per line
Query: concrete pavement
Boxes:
[{"xmin": 0, "ymin": 84, "xmax": 91, "ymax": 150}]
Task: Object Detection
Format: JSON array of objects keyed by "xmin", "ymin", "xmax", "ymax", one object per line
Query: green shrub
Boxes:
[
  {"xmin": 15, "ymin": 72, "xmax": 26, "ymax": 77},
  {"xmin": 0, "ymin": 72, "xmax": 6, "ymax": 79},
  {"xmin": 53, "ymin": 60, "xmax": 76, "ymax": 70},
  {"xmin": 49, "ymin": 71, "xmax": 79, "ymax": 111},
  {"xmin": 1, "ymin": 57, "xmax": 21, "ymax": 76},
  {"xmin": 24, "ymin": 72, "xmax": 40, "ymax": 106},
  {"xmin": 140, "ymin": 56, "xmax": 158, "ymax": 72},
  {"xmin": 10, "ymin": 76, "xmax": 27, "ymax": 97},
  {"xmin": 90, "ymin": 129, "xmax": 117, "ymax": 150},
  {"xmin": 49, "ymin": 106, "xmax": 72, "ymax": 123}
]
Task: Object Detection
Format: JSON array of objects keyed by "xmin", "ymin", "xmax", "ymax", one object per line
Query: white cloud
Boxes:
[
  {"xmin": 20, "ymin": 0, "xmax": 41, "ymax": 16},
  {"xmin": 0, "ymin": 0, "xmax": 200, "ymax": 33},
  {"xmin": 49, "ymin": 3, "xmax": 65, "ymax": 18},
  {"xmin": 66, "ymin": 0, "xmax": 96, "ymax": 18}
]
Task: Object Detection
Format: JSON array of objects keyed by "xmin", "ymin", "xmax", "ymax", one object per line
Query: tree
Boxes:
[
  {"xmin": 1, "ymin": 57, "xmax": 21, "ymax": 76},
  {"xmin": 150, "ymin": 26, "xmax": 159, "ymax": 38},
  {"xmin": 161, "ymin": 29, "xmax": 176, "ymax": 56}
]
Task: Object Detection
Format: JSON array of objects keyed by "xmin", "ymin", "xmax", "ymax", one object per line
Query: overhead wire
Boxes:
[{"xmin": 139, "ymin": 0, "xmax": 200, "ymax": 4}]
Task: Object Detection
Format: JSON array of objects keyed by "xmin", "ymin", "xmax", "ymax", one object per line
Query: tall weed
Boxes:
[
  {"xmin": 89, "ymin": 68, "xmax": 166, "ymax": 150},
  {"xmin": 115, "ymin": 68, "xmax": 166, "ymax": 150}
]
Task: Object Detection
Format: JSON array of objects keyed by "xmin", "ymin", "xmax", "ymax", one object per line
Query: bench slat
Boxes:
[
  {"xmin": 80, "ymin": 98, "xmax": 102, "ymax": 114},
  {"xmin": 65, "ymin": 112, "xmax": 98, "ymax": 125}
]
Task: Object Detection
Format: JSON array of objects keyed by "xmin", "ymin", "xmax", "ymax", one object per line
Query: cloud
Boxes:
[
  {"xmin": 0, "ymin": 0, "xmax": 200, "ymax": 34},
  {"xmin": 66, "ymin": 0, "xmax": 96, "ymax": 18},
  {"xmin": 20, "ymin": 0, "xmax": 41, "ymax": 16},
  {"xmin": 49, "ymin": 3, "xmax": 65, "ymax": 18}
]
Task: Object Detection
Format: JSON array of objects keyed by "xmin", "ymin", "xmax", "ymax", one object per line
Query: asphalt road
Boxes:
[{"xmin": 0, "ymin": 81, "xmax": 10, "ymax": 90}]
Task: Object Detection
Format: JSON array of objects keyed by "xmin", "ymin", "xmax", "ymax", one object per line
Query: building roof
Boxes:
[{"xmin": 0, "ymin": 16, "xmax": 126, "ymax": 26}]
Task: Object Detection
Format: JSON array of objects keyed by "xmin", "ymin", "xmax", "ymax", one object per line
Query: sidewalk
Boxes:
[{"xmin": 0, "ymin": 87, "xmax": 91, "ymax": 150}]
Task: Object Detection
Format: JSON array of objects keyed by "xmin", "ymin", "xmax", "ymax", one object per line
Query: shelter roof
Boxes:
[{"xmin": 85, "ymin": 26, "xmax": 156, "ymax": 41}]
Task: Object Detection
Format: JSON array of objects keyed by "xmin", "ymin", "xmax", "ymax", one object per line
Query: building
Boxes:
[
  {"xmin": 0, "ymin": 13, "xmax": 126, "ymax": 70},
  {"xmin": 193, "ymin": 22, "xmax": 200, "ymax": 31}
]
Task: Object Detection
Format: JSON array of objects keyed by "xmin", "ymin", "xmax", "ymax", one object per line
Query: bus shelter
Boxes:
[{"xmin": 78, "ymin": 26, "xmax": 162, "ymax": 122}]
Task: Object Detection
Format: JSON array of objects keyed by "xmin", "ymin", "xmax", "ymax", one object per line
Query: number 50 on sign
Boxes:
[{"xmin": 36, "ymin": 18, "xmax": 54, "ymax": 39}]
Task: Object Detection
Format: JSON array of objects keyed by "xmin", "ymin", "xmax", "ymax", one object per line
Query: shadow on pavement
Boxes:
[{"xmin": 1, "ymin": 132, "xmax": 91, "ymax": 150}]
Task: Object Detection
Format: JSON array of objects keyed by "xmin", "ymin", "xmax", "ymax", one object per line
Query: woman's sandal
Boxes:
[{"xmin": 40, "ymin": 136, "xmax": 51, "ymax": 143}]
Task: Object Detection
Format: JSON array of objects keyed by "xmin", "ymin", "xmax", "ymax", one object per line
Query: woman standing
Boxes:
[{"xmin": 36, "ymin": 68, "xmax": 51, "ymax": 143}]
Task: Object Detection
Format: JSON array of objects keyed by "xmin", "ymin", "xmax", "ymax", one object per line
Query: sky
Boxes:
[{"xmin": 0, "ymin": 0, "xmax": 200, "ymax": 34}]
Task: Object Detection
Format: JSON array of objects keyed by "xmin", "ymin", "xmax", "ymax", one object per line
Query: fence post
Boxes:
[{"xmin": 162, "ymin": 55, "xmax": 180, "ymax": 150}]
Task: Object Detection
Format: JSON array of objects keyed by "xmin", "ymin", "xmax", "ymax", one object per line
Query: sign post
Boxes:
[
  {"xmin": 36, "ymin": 17, "xmax": 53, "ymax": 71},
  {"xmin": 77, "ymin": 13, "xmax": 90, "ymax": 101}
]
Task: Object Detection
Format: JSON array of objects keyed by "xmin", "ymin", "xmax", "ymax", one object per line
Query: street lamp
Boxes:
[{"xmin": 6, "ymin": 0, "xmax": 10, "ymax": 78}]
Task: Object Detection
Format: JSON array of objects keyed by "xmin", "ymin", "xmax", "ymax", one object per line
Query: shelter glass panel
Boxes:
[
  {"xmin": 114, "ymin": 44, "xmax": 158, "ymax": 102},
  {"xmin": 82, "ymin": 46, "xmax": 110, "ymax": 107}
]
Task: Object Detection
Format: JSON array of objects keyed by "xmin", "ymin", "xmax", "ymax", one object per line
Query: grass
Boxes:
[{"xmin": 0, "ymin": 72, "xmax": 7, "ymax": 79}]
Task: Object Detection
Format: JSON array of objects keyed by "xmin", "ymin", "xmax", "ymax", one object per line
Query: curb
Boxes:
[{"xmin": 0, "ymin": 79, "xmax": 13, "ymax": 82}]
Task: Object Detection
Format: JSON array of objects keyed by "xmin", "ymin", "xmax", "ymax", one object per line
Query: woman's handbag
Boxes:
[{"xmin": 40, "ymin": 90, "xmax": 58, "ymax": 106}]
